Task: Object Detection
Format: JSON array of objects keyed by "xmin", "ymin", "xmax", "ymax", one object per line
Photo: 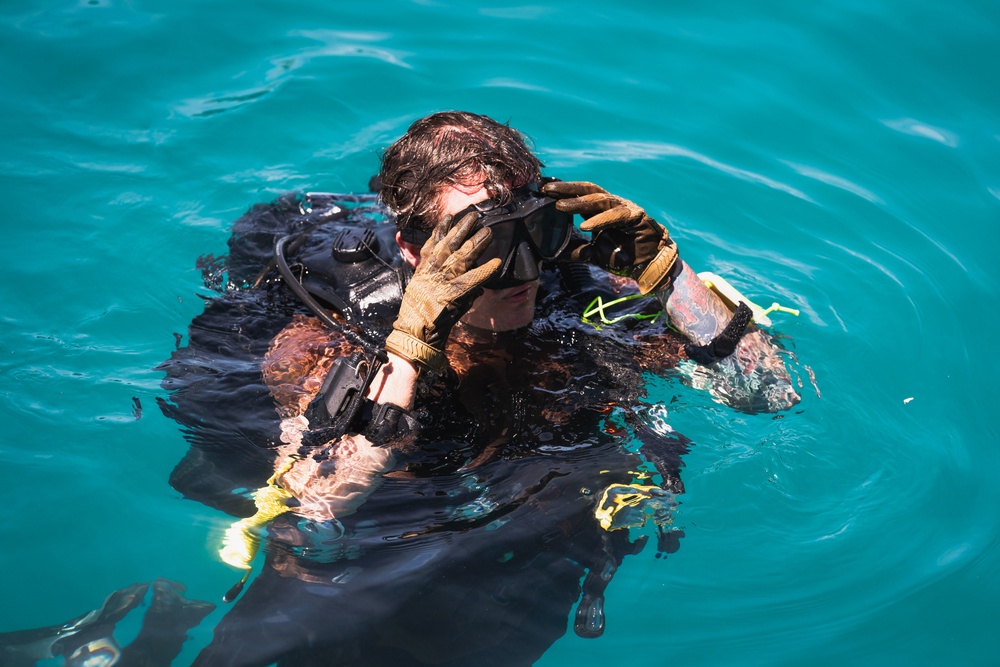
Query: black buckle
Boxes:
[
  {"xmin": 362, "ymin": 401, "xmax": 422, "ymax": 447},
  {"xmin": 304, "ymin": 353, "xmax": 380, "ymax": 443}
]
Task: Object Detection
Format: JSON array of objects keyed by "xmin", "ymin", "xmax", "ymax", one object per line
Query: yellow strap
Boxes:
[
  {"xmin": 698, "ymin": 272, "xmax": 799, "ymax": 327},
  {"xmin": 594, "ymin": 483, "xmax": 659, "ymax": 531},
  {"xmin": 219, "ymin": 459, "xmax": 297, "ymax": 570}
]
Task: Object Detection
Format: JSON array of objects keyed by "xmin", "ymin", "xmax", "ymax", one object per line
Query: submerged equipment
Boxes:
[
  {"xmin": 582, "ymin": 293, "xmax": 664, "ymax": 326},
  {"xmin": 219, "ymin": 460, "xmax": 297, "ymax": 601},
  {"xmin": 593, "ymin": 483, "xmax": 675, "ymax": 532},
  {"xmin": 399, "ymin": 182, "xmax": 574, "ymax": 289},
  {"xmin": 583, "ymin": 272, "xmax": 799, "ymax": 328}
]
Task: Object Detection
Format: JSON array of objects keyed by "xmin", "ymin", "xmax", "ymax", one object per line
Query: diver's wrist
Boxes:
[
  {"xmin": 359, "ymin": 399, "xmax": 423, "ymax": 447},
  {"xmin": 366, "ymin": 350, "xmax": 420, "ymax": 411},
  {"xmin": 653, "ymin": 258, "xmax": 687, "ymax": 307}
]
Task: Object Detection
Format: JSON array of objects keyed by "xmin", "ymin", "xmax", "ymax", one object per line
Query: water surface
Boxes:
[{"xmin": 1, "ymin": 0, "xmax": 998, "ymax": 665}]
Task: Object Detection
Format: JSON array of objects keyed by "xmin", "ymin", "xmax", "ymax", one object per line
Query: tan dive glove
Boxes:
[
  {"xmin": 385, "ymin": 212, "xmax": 501, "ymax": 372},
  {"xmin": 541, "ymin": 181, "xmax": 680, "ymax": 294}
]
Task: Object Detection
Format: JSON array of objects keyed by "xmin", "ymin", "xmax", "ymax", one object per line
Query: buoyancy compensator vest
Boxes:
[{"xmin": 270, "ymin": 193, "xmax": 413, "ymax": 349}]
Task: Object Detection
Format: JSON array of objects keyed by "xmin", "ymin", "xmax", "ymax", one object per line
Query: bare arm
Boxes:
[
  {"xmin": 658, "ymin": 260, "xmax": 736, "ymax": 345},
  {"xmin": 657, "ymin": 261, "xmax": 801, "ymax": 413}
]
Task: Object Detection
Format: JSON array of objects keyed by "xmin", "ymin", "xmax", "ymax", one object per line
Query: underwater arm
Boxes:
[
  {"xmin": 257, "ymin": 318, "xmax": 395, "ymax": 523},
  {"xmin": 264, "ymin": 349, "xmax": 416, "ymax": 525}
]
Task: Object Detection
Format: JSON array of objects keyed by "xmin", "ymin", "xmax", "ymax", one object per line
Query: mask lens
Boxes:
[
  {"xmin": 521, "ymin": 203, "xmax": 572, "ymax": 259},
  {"xmin": 451, "ymin": 187, "xmax": 574, "ymax": 288},
  {"xmin": 473, "ymin": 219, "xmax": 518, "ymax": 269}
]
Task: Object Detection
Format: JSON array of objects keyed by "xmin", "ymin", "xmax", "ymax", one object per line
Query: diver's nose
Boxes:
[{"xmin": 510, "ymin": 240, "xmax": 541, "ymax": 283}]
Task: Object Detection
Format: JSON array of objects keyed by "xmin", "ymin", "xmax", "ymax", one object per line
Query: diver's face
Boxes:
[{"xmin": 439, "ymin": 182, "xmax": 539, "ymax": 332}]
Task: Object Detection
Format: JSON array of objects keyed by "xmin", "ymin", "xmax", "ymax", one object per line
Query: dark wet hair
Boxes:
[{"xmin": 378, "ymin": 111, "xmax": 543, "ymax": 234}]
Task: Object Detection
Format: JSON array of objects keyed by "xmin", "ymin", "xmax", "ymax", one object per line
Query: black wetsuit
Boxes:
[{"xmin": 159, "ymin": 194, "xmax": 690, "ymax": 666}]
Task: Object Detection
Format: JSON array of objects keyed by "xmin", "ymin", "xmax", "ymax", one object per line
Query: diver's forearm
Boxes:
[
  {"xmin": 656, "ymin": 260, "xmax": 734, "ymax": 345},
  {"xmin": 657, "ymin": 259, "xmax": 802, "ymax": 411},
  {"xmin": 365, "ymin": 350, "xmax": 419, "ymax": 410}
]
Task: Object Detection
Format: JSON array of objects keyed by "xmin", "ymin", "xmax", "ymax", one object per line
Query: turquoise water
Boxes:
[{"xmin": 2, "ymin": 0, "xmax": 998, "ymax": 664}]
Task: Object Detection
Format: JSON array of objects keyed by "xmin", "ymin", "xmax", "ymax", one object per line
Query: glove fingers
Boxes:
[
  {"xmin": 441, "ymin": 226, "xmax": 493, "ymax": 276},
  {"xmin": 451, "ymin": 257, "xmax": 502, "ymax": 293},
  {"xmin": 428, "ymin": 211, "xmax": 479, "ymax": 268},
  {"xmin": 445, "ymin": 211, "xmax": 480, "ymax": 252},
  {"xmin": 553, "ymin": 192, "xmax": 620, "ymax": 217},
  {"xmin": 421, "ymin": 215, "xmax": 453, "ymax": 266},
  {"xmin": 579, "ymin": 204, "xmax": 644, "ymax": 232},
  {"xmin": 541, "ymin": 181, "xmax": 608, "ymax": 199}
]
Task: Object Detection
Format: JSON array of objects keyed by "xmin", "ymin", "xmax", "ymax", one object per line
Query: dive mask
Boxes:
[{"xmin": 401, "ymin": 183, "xmax": 574, "ymax": 289}]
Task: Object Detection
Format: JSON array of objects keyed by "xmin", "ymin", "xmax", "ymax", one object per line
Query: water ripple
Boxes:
[
  {"xmin": 176, "ymin": 85, "xmax": 278, "ymax": 118},
  {"xmin": 478, "ymin": 6, "xmax": 558, "ymax": 20},
  {"xmin": 481, "ymin": 77, "xmax": 552, "ymax": 92},
  {"xmin": 882, "ymin": 118, "xmax": 960, "ymax": 147},
  {"xmin": 783, "ymin": 161, "xmax": 884, "ymax": 204},
  {"xmin": 821, "ymin": 238, "xmax": 905, "ymax": 288},
  {"xmin": 546, "ymin": 141, "xmax": 812, "ymax": 201},
  {"xmin": 292, "ymin": 30, "xmax": 413, "ymax": 69},
  {"xmin": 175, "ymin": 30, "xmax": 411, "ymax": 118},
  {"xmin": 75, "ymin": 161, "xmax": 146, "ymax": 174},
  {"xmin": 316, "ymin": 117, "xmax": 409, "ymax": 161}
]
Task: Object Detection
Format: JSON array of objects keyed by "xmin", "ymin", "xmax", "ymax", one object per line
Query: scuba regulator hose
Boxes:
[{"xmin": 272, "ymin": 234, "xmax": 387, "ymax": 363}]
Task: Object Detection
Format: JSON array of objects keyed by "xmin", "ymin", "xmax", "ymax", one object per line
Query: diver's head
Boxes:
[
  {"xmin": 378, "ymin": 111, "xmax": 543, "ymax": 238},
  {"xmin": 380, "ymin": 111, "xmax": 565, "ymax": 332}
]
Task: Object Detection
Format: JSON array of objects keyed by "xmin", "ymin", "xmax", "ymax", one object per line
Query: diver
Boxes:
[
  {"xmin": 159, "ymin": 111, "xmax": 801, "ymax": 666},
  {"xmin": 252, "ymin": 110, "xmax": 799, "ymax": 522}
]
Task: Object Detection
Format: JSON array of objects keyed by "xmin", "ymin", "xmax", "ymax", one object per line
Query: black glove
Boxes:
[
  {"xmin": 541, "ymin": 181, "xmax": 680, "ymax": 294},
  {"xmin": 385, "ymin": 212, "xmax": 501, "ymax": 371}
]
